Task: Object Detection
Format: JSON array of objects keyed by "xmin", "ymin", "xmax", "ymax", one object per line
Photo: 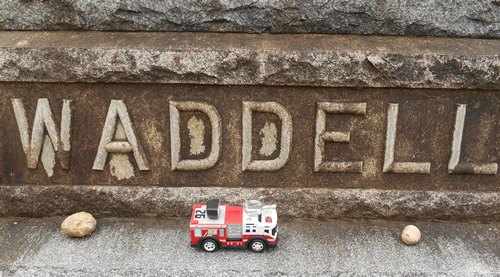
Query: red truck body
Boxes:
[{"xmin": 190, "ymin": 200, "xmax": 278, "ymax": 252}]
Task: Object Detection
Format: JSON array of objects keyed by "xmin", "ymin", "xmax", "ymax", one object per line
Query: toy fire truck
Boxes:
[{"xmin": 190, "ymin": 199, "xmax": 278, "ymax": 252}]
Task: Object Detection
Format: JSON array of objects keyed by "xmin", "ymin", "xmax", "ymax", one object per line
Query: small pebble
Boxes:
[
  {"xmin": 61, "ymin": 211, "xmax": 97, "ymax": 238},
  {"xmin": 401, "ymin": 225, "xmax": 421, "ymax": 245}
]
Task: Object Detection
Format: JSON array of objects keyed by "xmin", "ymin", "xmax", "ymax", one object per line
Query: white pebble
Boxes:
[{"xmin": 402, "ymin": 225, "xmax": 421, "ymax": 245}]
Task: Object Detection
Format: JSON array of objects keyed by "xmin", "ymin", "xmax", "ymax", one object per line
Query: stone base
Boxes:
[
  {"xmin": 0, "ymin": 186, "xmax": 497, "ymax": 221},
  {"xmin": 0, "ymin": 31, "xmax": 498, "ymax": 222},
  {"xmin": 0, "ymin": 217, "xmax": 498, "ymax": 276}
]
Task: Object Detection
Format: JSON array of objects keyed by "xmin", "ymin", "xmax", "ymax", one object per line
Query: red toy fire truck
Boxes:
[{"xmin": 190, "ymin": 199, "xmax": 278, "ymax": 252}]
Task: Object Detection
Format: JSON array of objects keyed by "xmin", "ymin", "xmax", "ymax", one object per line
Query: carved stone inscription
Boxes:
[
  {"xmin": 383, "ymin": 104, "xmax": 431, "ymax": 174},
  {"xmin": 314, "ymin": 102, "xmax": 366, "ymax": 173},
  {"xmin": 0, "ymin": 83, "xmax": 497, "ymax": 191},
  {"xmin": 12, "ymin": 98, "xmax": 72, "ymax": 177},
  {"xmin": 170, "ymin": 101, "xmax": 221, "ymax": 171},
  {"xmin": 448, "ymin": 104, "xmax": 498, "ymax": 175},
  {"xmin": 242, "ymin": 101, "xmax": 292, "ymax": 171},
  {"xmin": 93, "ymin": 100, "xmax": 149, "ymax": 180}
]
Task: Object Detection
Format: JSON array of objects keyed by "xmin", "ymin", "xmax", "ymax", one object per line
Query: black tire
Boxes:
[
  {"xmin": 201, "ymin": 239, "xmax": 219, "ymax": 252},
  {"xmin": 249, "ymin": 239, "xmax": 267, "ymax": 252}
]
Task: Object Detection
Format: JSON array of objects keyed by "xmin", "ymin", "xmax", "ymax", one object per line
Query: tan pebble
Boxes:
[
  {"xmin": 401, "ymin": 225, "xmax": 421, "ymax": 245},
  {"xmin": 61, "ymin": 212, "xmax": 97, "ymax": 238}
]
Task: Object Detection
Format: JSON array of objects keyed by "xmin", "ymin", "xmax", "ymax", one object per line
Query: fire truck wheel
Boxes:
[
  {"xmin": 249, "ymin": 239, "xmax": 267, "ymax": 252},
  {"xmin": 201, "ymin": 239, "xmax": 219, "ymax": 252}
]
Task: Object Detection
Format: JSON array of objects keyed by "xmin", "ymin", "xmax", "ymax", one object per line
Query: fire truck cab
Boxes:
[{"xmin": 190, "ymin": 199, "xmax": 278, "ymax": 252}]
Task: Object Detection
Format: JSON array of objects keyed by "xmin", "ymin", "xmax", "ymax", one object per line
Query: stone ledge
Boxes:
[
  {"xmin": 0, "ymin": 0, "xmax": 499, "ymax": 38},
  {"xmin": 0, "ymin": 218, "xmax": 498, "ymax": 276},
  {"xmin": 0, "ymin": 32, "xmax": 499, "ymax": 89},
  {"xmin": 0, "ymin": 186, "xmax": 498, "ymax": 221}
]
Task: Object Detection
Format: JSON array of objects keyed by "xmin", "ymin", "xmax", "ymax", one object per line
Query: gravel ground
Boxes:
[{"xmin": 0, "ymin": 217, "xmax": 498, "ymax": 276}]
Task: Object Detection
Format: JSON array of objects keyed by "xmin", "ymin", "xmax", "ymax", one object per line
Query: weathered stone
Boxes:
[
  {"xmin": 402, "ymin": 225, "xmax": 422, "ymax": 245},
  {"xmin": 60, "ymin": 212, "xmax": 97, "ymax": 238},
  {"xmin": 0, "ymin": 0, "xmax": 498, "ymax": 38},
  {"xmin": 0, "ymin": 25, "xmax": 498, "ymax": 222},
  {"xmin": 0, "ymin": 186, "xmax": 498, "ymax": 221},
  {"xmin": 0, "ymin": 83, "xmax": 497, "ymax": 192},
  {"xmin": 0, "ymin": 32, "xmax": 499, "ymax": 89},
  {"xmin": 1, "ymin": 218, "xmax": 499, "ymax": 276}
]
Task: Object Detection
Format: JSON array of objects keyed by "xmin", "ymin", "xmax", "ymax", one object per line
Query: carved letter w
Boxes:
[{"xmin": 12, "ymin": 98, "xmax": 72, "ymax": 177}]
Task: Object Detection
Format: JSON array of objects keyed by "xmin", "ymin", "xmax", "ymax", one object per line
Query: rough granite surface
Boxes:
[
  {"xmin": 0, "ymin": 186, "xmax": 498, "ymax": 221},
  {"xmin": 0, "ymin": 32, "xmax": 499, "ymax": 89},
  {"xmin": 0, "ymin": 0, "xmax": 499, "ymax": 38},
  {"xmin": 0, "ymin": 218, "xmax": 498, "ymax": 276}
]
